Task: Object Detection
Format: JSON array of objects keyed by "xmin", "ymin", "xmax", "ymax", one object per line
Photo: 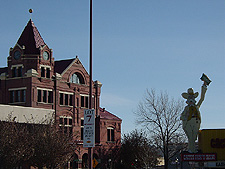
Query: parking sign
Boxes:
[{"xmin": 83, "ymin": 109, "xmax": 95, "ymax": 147}]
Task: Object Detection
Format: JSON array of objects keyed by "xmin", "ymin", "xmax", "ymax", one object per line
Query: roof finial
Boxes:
[{"xmin": 29, "ymin": 9, "xmax": 33, "ymax": 19}]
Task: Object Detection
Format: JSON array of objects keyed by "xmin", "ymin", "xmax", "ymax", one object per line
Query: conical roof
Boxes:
[{"xmin": 17, "ymin": 19, "xmax": 46, "ymax": 54}]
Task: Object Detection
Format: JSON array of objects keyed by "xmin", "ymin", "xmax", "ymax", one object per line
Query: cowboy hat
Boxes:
[{"xmin": 182, "ymin": 88, "xmax": 199, "ymax": 99}]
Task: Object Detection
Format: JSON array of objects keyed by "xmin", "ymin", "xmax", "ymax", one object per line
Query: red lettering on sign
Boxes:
[{"xmin": 181, "ymin": 153, "xmax": 217, "ymax": 161}]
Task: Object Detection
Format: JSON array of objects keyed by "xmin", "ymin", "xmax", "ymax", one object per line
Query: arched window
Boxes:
[
  {"xmin": 70, "ymin": 73, "xmax": 84, "ymax": 84},
  {"xmin": 107, "ymin": 127, "xmax": 115, "ymax": 142}
]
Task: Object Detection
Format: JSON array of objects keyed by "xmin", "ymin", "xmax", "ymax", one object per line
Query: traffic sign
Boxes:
[{"xmin": 93, "ymin": 158, "xmax": 98, "ymax": 168}]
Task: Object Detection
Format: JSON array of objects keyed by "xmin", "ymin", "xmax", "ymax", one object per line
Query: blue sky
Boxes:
[{"xmin": 0, "ymin": 0, "xmax": 225, "ymax": 133}]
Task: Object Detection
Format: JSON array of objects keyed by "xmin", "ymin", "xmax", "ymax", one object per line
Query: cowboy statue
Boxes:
[{"xmin": 180, "ymin": 74, "xmax": 211, "ymax": 153}]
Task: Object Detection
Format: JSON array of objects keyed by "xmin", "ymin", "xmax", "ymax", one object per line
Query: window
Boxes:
[
  {"xmin": 81, "ymin": 95, "xmax": 90, "ymax": 108},
  {"xmin": 12, "ymin": 66, "xmax": 23, "ymax": 77},
  {"xmin": 81, "ymin": 119, "xmax": 84, "ymax": 140},
  {"xmin": 60, "ymin": 93, "xmax": 63, "ymax": 105},
  {"xmin": 85, "ymin": 97, "xmax": 89, "ymax": 108},
  {"xmin": 9, "ymin": 88, "xmax": 26, "ymax": 103},
  {"xmin": 76, "ymin": 98, "xmax": 79, "ymax": 107},
  {"xmin": 40, "ymin": 65, "xmax": 51, "ymax": 78},
  {"xmin": 41, "ymin": 67, "xmax": 45, "ymax": 77},
  {"xmin": 37, "ymin": 88, "xmax": 53, "ymax": 103},
  {"xmin": 69, "ymin": 118, "xmax": 72, "ymax": 125},
  {"xmin": 65, "ymin": 94, "xmax": 68, "ymax": 105},
  {"xmin": 69, "ymin": 95, "xmax": 73, "ymax": 106},
  {"xmin": 10, "ymin": 91, "xmax": 15, "ymax": 103},
  {"xmin": 18, "ymin": 67, "xmax": 22, "ymax": 77},
  {"xmin": 12, "ymin": 67, "xmax": 16, "ymax": 77},
  {"xmin": 38, "ymin": 90, "xmax": 42, "ymax": 102},
  {"xmin": 43, "ymin": 90, "xmax": 47, "ymax": 103},
  {"xmin": 64, "ymin": 118, "xmax": 68, "ymax": 125},
  {"xmin": 46, "ymin": 68, "xmax": 50, "ymax": 78},
  {"xmin": 107, "ymin": 127, "xmax": 115, "ymax": 142},
  {"xmin": 81, "ymin": 96, "xmax": 84, "ymax": 107},
  {"xmin": 21, "ymin": 90, "xmax": 26, "ymax": 102},
  {"xmin": 80, "ymin": 95, "xmax": 94, "ymax": 108},
  {"xmin": 59, "ymin": 92, "xmax": 73, "ymax": 106},
  {"xmin": 59, "ymin": 118, "xmax": 63, "ymax": 124},
  {"xmin": 15, "ymin": 90, "xmax": 19, "ymax": 102},
  {"xmin": 70, "ymin": 73, "xmax": 80, "ymax": 84},
  {"xmin": 48, "ymin": 91, "xmax": 53, "ymax": 103},
  {"xmin": 59, "ymin": 116, "xmax": 73, "ymax": 136}
]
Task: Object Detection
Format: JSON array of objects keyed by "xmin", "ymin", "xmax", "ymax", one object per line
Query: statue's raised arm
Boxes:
[{"xmin": 197, "ymin": 84, "xmax": 207, "ymax": 108}]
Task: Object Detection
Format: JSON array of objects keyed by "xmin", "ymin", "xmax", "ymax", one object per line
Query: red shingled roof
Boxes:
[
  {"xmin": 99, "ymin": 107, "xmax": 122, "ymax": 121},
  {"xmin": 54, "ymin": 58, "xmax": 75, "ymax": 74},
  {"xmin": 17, "ymin": 19, "xmax": 46, "ymax": 54}
]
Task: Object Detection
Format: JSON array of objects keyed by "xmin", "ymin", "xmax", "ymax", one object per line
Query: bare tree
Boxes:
[
  {"xmin": 0, "ymin": 117, "xmax": 76, "ymax": 169},
  {"xmin": 28, "ymin": 123, "xmax": 75, "ymax": 169},
  {"xmin": 0, "ymin": 121, "xmax": 33, "ymax": 169},
  {"xmin": 120, "ymin": 130, "xmax": 159, "ymax": 169},
  {"xmin": 96, "ymin": 140, "xmax": 121, "ymax": 169},
  {"xmin": 135, "ymin": 89, "xmax": 186, "ymax": 169}
]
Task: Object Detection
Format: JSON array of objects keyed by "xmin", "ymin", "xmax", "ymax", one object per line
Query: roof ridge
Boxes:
[
  {"xmin": 54, "ymin": 58, "xmax": 76, "ymax": 74},
  {"xmin": 99, "ymin": 107, "xmax": 122, "ymax": 121},
  {"xmin": 55, "ymin": 58, "xmax": 75, "ymax": 62},
  {"xmin": 16, "ymin": 19, "xmax": 46, "ymax": 54},
  {"xmin": 31, "ymin": 20, "xmax": 45, "ymax": 48}
]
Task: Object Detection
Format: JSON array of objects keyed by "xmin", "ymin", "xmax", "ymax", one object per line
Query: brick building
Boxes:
[{"xmin": 0, "ymin": 19, "xmax": 122, "ymax": 169}]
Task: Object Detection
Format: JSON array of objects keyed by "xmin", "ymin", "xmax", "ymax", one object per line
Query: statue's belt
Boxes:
[{"xmin": 188, "ymin": 106, "xmax": 200, "ymax": 121}]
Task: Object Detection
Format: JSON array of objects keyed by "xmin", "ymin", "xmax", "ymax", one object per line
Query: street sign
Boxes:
[
  {"xmin": 93, "ymin": 158, "xmax": 98, "ymax": 168},
  {"xmin": 83, "ymin": 109, "xmax": 95, "ymax": 147}
]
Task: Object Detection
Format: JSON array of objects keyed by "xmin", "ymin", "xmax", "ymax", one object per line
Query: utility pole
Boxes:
[{"xmin": 88, "ymin": 0, "xmax": 93, "ymax": 169}]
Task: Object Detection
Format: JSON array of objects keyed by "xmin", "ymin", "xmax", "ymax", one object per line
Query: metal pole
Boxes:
[
  {"xmin": 88, "ymin": 0, "xmax": 93, "ymax": 169},
  {"xmin": 89, "ymin": 0, "xmax": 93, "ymax": 110}
]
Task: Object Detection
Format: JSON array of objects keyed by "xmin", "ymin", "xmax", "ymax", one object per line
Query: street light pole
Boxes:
[{"xmin": 88, "ymin": 0, "xmax": 93, "ymax": 169}]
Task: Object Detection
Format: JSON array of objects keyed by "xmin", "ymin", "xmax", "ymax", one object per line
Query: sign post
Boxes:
[
  {"xmin": 88, "ymin": 0, "xmax": 93, "ymax": 168},
  {"xmin": 83, "ymin": 109, "xmax": 95, "ymax": 147}
]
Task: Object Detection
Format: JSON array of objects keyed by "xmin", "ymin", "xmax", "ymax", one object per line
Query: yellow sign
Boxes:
[
  {"xmin": 93, "ymin": 158, "xmax": 98, "ymax": 168},
  {"xmin": 198, "ymin": 129, "xmax": 225, "ymax": 161}
]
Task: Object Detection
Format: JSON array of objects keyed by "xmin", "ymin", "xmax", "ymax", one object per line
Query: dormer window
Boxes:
[
  {"xmin": 46, "ymin": 68, "xmax": 50, "ymax": 78},
  {"xmin": 18, "ymin": 67, "xmax": 22, "ymax": 77},
  {"xmin": 11, "ymin": 64, "xmax": 24, "ymax": 78},
  {"xmin": 40, "ymin": 65, "xmax": 51, "ymax": 78},
  {"xmin": 41, "ymin": 67, "xmax": 45, "ymax": 77},
  {"xmin": 70, "ymin": 73, "xmax": 84, "ymax": 84},
  {"xmin": 12, "ymin": 67, "xmax": 16, "ymax": 77}
]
